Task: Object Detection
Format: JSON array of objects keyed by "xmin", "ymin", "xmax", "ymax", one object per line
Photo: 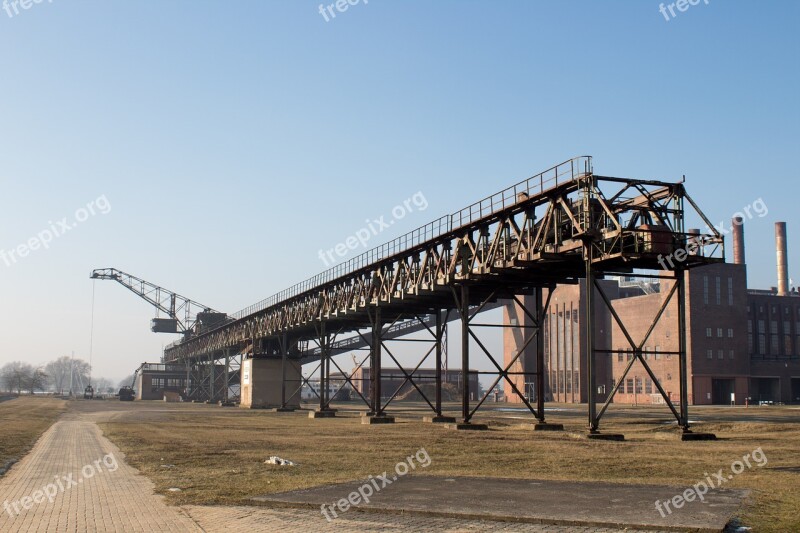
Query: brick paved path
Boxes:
[
  {"xmin": 0, "ymin": 414, "xmax": 198, "ymax": 532},
  {"xmin": 0, "ymin": 413, "xmax": 652, "ymax": 532}
]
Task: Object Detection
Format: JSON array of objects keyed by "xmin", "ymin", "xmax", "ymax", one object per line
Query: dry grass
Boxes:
[
  {"xmin": 0, "ymin": 396, "xmax": 66, "ymax": 471},
  {"xmin": 98, "ymin": 403, "xmax": 800, "ymax": 532}
]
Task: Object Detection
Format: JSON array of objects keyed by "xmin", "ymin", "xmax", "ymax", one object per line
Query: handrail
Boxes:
[{"xmin": 228, "ymin": 156, "xmax": 592, "ymax": 321}]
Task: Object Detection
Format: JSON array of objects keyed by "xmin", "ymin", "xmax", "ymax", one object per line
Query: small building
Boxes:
[{"xmin": 134, "ymin": 362, "xmax": 187, "ymax": 401}]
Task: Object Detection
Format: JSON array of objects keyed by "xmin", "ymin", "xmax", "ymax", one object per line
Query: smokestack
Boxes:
[
  {"xmin": 732, "ymin": 217, "xmax": 746, "ymax": 265},
  {"xmin": 776, "ymin": 222, "xmax": 789, "ymax": 296}
]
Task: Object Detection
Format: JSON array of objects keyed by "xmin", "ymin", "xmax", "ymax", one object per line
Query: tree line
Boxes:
[{"xmin": 0, "ymin": 356, "xmax": 125, "ymax": 395}]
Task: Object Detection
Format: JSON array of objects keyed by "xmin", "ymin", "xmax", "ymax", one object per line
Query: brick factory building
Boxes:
[{"xmin": 504, "ymin": 221, "xmax": 800, "ymax": 406}]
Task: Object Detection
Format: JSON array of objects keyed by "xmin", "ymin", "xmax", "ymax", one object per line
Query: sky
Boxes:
[{"xmin": 0, "ymin": 1, "xmax": 798, "ymax": 384}]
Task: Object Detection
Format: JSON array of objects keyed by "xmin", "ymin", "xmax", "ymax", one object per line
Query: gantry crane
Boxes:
[{"xmin": 90, "ymin": 268, "xmax": 229, "ymax": 338}]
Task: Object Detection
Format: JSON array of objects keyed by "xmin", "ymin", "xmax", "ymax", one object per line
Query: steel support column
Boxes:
[
  {"xmin": 585, "ymin": 261, "xmax": 598, "ymax": 433},
  {"xmin": 460, "ymin": 285, "xmax": 470, "ymax": 423},
  {"xmin": 224, "ymin": 350, "xmax": 230, "ymax": 402},
  {"xmin": 677, "ymin": 269, "xmax": 690, "ymax": 431},
  {"xmin": 280, "ymin": 333, "xmax": 288, "ymax": 409},
  {"xmin": 370, "ymin": 307, "xmax": 383, "ymax": 416},
  {"xmin": 435, "ymin": 310, "xmax": 443, "ymax": 416},
  {"xmin": 535, "ymin": 287, "xmax": 546, "ymax": 424}
]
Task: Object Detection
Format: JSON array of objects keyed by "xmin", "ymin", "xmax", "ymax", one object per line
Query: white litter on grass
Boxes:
[
  {"xmin": 265, "ymin": 456, "xmax": 297, "ymax": 466},
  {"xmin": 167, "ymin": 488, "xmax": 182, "ymax": 492}
]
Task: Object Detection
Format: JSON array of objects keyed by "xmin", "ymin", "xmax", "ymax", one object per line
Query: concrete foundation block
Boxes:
[
  {"xmin": 533, "ymin": 423, "xmax": 564, "ymax": 431},
  {"xmin": 423, "ymin": 416, "xmax": 457, "ymax": 424},
  {"xmin": 681, "ymin": 432, "xmax": 717, "ymax": 441},
  {"xmin": 361, "ymin": 415, "xmax": 395, "ymax": 425},
  {"xmin": 586, "ymin": 433, "xmax": 625, "ymax": 441},
  {"xmin": 445, "ymin": 422, "xmax": 489, "ymax": 431},
  {"xmin": 308, "ymin": 410, "xmax": 337, "ymax": 419}
]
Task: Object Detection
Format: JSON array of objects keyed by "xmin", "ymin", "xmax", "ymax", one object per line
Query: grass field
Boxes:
[
  {"xmin": 97, "ymin": 402, "xmax": 800, "ymax": 532},
  {"xmin": 0, "ymin": 396, "xmax": 66, "ymax": 472}
]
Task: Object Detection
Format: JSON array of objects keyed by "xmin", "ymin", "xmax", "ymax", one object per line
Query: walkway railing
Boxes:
[{"xmin": 230, "ymin": 156, "xmax": 592, "ymax": 321}]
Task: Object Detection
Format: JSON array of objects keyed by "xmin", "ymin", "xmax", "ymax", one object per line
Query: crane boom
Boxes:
[{"xmin": 90, "ymin": 268, "xmax": 228, "ymax": 336}]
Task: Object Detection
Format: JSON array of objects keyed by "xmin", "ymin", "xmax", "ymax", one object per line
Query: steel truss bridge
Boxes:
[{"xmin": 162, "ymin": 156, "xmax": 723, "ymax": 432}]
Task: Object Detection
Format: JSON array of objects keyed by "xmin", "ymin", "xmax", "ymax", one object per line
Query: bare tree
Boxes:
[
  {"xmin": 45, "ymin": 356, "xmax": 91, "ymax": 395},
  {"xmin": 0, "ymin": 362, "xmax": 34, "ymax": 394},
  {"xmin": 94, "ymin": 377, "xmax": 115, "ymax": 394},
  {"xmin": 118, "ymin": 375, "xmax": 135, "ymax": 389},
  {"xmin": 27, "ymin": 367, "xmax": 49, "ymax": 394}
]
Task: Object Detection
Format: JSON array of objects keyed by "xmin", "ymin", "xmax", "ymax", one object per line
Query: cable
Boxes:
[{"xmin": 88, "ymin": 279, "xmax": 96, "ymax": 387}]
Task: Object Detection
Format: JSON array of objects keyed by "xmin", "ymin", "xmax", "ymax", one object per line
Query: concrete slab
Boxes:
[{"xmin": 252, "ymin": 476, "xmax": 748, "ymax": 532}]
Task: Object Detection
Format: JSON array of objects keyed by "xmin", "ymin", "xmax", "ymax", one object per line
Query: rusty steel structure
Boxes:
[{"xmin": 161, "ymin": 156, "xmax": 723, "ymax": 432}]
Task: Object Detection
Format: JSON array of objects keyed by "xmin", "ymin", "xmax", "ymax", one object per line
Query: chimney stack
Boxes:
[
  {"xmin": 775, "ymin": 222, "xmax": 789, "ymax": 296},
  {"xmin": 732, "ymin": 217, "xmax": 746, "ymax": 265}
]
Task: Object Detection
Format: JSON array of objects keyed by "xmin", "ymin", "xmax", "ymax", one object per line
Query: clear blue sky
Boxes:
[{"xmin": 1, "ymin": 1, "xmax": 797, "ymax": 383}]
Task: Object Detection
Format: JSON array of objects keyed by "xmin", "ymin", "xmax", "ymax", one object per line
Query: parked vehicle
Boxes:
[
  {"xmin": 83, "ymin": 386, "xmax": 94, "ymax": 400},
  {"xmin": 118, "ymin": 386, "xmax": 135, "ymax": 401}
]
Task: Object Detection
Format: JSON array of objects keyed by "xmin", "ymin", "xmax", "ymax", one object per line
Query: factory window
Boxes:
[
  {"xmin": 728, "ymin": 278, "xmax": 734, "ymax": 305},
  {"xmin": 626, "ymin": 378, "xmax": 634, "ymax": 394},
  {"xmin": 627, "ymin": 350, "xmax": 633, "ymax": 361},
  {"xmin": 645, "ymin": 378, "xmax": 653, "ymax": 394},
  {"xmin": 703, "ymin": 276, "xmax": 709, "ymax": 304},
  {"xmin": 729, "ymin": 350, "xmax": 735, "ymax": 359},
  {"xmin": 707, "ymin": 349, "xmax": 713, "ymax": 359},
  {"xmin": 773, "ymin": 306, "xmax": 778, "ymax": 315},
  {"xmin": 666, "ymin": 373, "xmax": 672, "ymax": 381},
  {"xmin": 759, "ymin": 305, "xmax": 764, "ymax": 314},
  {"xmin": 785, "ymin": 336, "xmax": 793, "ymax": 356},
  {"xmin": 748, "ymin": 321, "xmax": 754, "ymax": 354},
  {"xmin": 771, "ymin": 334, "xmax": 779, "ymax": 354},
  {"xmin": 635, "ymin": 378, "xmax": 642, "ymax": 394},
  {"xmin": 759, "ymin": 334, "xmax": 766, "ymax": 355},
  {"xmin": 771, "ymin": 321, "xmax": 778, "ymax": 334},
  {"xmin": 654, "ymin": 346, "xmax": 661, "ymax": 360},
  {"xmin": 706, "ymin": 327, "xmax": 712, "ymax": 338},
  {"xmin": 717, "ymin": 328, "xmax": 723, "ymax": 338},
  {"xmin": 617, "ymin": 349, "xmax": 624, "ymax": 362},
  {"xmin": 785, "ymin": 320, "xmax": 791, "ymax": 335},
  {"xmin": 728, "ymin": 328, "xmax": 734, "ymax": 338},
  {"xmin": 716, "ymin": 277, "xmax": 721, "ymax": 305},
  {"xmin": 718, "ymin": 350, "xmax": 724, "ymax": 360},
  {"xmin": 644, "ymin": 346, "xmax": 650, "ymax": 360}
]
